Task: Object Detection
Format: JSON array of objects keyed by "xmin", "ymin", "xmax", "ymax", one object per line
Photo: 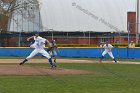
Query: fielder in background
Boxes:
[
  {"xmin": 47, "ymin": 40, "xmax": 60, "ymax": 66},
  {"xmin": 19, "ymin": 31, "xmax": 56, "ymax": 68},
  {"xmin": 99, "ymin": 41, "xmax": 117, "ymax": 63}
]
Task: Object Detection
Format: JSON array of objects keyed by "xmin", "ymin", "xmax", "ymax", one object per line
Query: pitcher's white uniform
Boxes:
[
  {"xmin": 102, "ymin": 44, "xmax": 114, "ymax": 59},
  {"xmin": 26, "ymin": 36, "xmax": 51, "ymax": 59},
  {"xmin": 20, "ymin": 32, "xmax": 56, "ymax": 68}
]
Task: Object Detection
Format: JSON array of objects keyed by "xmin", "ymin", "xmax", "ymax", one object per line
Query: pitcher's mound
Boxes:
[{"xmin": 0, "ymin": 65, "xmax": 92, "ymax": 75}]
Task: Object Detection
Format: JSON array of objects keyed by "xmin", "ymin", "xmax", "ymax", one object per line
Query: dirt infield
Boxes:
[
  {"xmin": 0, "ymin": 59, "xmax": 94, "ymax": 75},
  {"xmin": 0, "ymin": 65, "xmax": 92, "ymax": 75},
  {"xmin": 0, "ymin": 59, "xmax": 93, "ymax": 63},
  {"xmin": 0, "ymin": 59, "xmax": 139, "ymax": 75}
]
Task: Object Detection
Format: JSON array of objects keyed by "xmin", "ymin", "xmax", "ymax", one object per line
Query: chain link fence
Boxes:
[{"xmin": 0, "ymin": 31, "xmax": 134, "ymax": 47}]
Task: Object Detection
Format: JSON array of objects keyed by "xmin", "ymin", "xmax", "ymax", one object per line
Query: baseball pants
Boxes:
[
  {"xmin": 102, "ymin": 50, "xmax": 114, "ymax": 59},
  {"xmin": 26, "ymin": 49, "xmax": 51, "ymax": 59}
]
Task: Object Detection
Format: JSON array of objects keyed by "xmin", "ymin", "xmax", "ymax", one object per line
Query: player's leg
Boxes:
[
  {"xmin": 40, "ymin": 49, "xmax": 56, "ymax": 68},
  {"xmin": 99, "ymin": 50, "xmax": 107, "ymax": 62},
  {"xmin": 19, "ymin": 49, "xmax": 38, "ymax": 65},
  {"xmin": 108, "ymin": 52, "xmax": 117, "ymax": 63},
  {"xmin": 49, "ymin": 51, "xmax": 53, "ymax": 58},
  {"xmin": 53, "ymin": 50, "xmax": 57, "ymax": 63},
  {"xmin": 49, "ymin": 50, "xmax": 57, "ymax": 67}
]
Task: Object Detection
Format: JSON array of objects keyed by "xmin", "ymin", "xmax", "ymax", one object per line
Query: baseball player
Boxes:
[
  {"xmin": 47, "ymin": 40, "xmax": 60, "ymax": 66},
  {"xmin": 99, "ymin": 41, "xmax": 117, "ymax": 63},
  {"xmin": 19, "ymin": 31, "xmax": 56, "ymax": 68}
]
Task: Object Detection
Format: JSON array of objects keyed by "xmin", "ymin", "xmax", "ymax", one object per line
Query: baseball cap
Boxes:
[{"xmin": 34, "ymin": 31, "xmax": 39, "ymax": 34}]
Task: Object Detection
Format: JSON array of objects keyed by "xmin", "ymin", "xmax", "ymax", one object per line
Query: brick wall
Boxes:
[{"xmin": 127, "ymin": 12, "xmax": 136, "ymax": 34}]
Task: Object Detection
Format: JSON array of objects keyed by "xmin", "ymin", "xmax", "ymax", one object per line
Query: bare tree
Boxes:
[{"xmin": 0, "ymin": 0, "xmax": 40, "ymax": 32}]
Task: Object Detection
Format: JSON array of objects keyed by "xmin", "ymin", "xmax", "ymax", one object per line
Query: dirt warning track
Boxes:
[{"xmin": 0, "ymin": 59, "xmax": 139, "ymax": 64}]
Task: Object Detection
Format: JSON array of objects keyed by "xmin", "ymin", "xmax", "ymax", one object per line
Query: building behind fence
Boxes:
[{"xmin": 0, "ymin": 31, "xmax": 139, "ymax": 47}]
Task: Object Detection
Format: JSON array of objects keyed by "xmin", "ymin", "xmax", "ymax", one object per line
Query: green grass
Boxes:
[{"xmin": 0, "ymin": 63, "xmax": 140, "ymax": 93}]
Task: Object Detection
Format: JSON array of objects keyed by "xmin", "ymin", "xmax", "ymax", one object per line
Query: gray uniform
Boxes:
[{"xmin": 48, "ymin": 42, "xmax": 57, "ymax": 56}]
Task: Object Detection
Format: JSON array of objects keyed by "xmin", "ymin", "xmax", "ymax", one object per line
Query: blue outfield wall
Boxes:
[
  {"xmin": 0, "ymin": 47, "xmax": 139, "ymax": 59},
  {"xmin": 59, "ymin": 48, "xmax": 140, "ymax": 58}
]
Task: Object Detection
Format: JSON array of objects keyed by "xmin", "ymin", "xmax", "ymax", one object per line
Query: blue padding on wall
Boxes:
[
  {"xmin": 59, "ymin": 48, "xmax": 100, "ymax": 58},
  {"xmin": 0, "ymin": 48, "xmax": 140, "ymax": 59},
  {"xmin": 0, "ymin": 48, "xmax": 33, "ymax": 56}
]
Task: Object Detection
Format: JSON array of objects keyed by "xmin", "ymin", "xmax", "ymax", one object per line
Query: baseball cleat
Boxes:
[
  {"xmin": 53, "ymin": 64, "xmax": 57, "ymax": 67},
  {"xmin": 51, "ymin": 65, "xmax": 54, "ymax": 68},
  {"xmin": 113, "ymin": 58, "xmax": 117, "ymax": 63},
  {"xmin": 51, "ymin": 64, "xmax": 57, "ymax": 68},
  {"xmin": 99, "ymin": 56, "xmax": 104, "ymax": 63},
  {"xmin": 19, "ymin": 59, "xmax": 28, "ymax": 65},
  {"xmin": 19, "ymin": 62, "xmax": 24, "ymax": 65}
]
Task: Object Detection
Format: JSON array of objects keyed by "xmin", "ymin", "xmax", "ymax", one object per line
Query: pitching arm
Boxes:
[{"xmin": 45, "ymin": 39, "xmax": 51, "ymax": 46}]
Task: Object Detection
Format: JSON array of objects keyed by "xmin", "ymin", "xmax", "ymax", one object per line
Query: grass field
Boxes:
[{"xmin": 0, "ymin": 60, "xmax": 140, "ymax": 93}]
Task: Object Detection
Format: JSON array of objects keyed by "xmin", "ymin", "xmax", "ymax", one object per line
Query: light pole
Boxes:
[
  {"xmin": 136, "ymin": 0, "xmax": 139, "ymax": 44},
  {"xmin": 39, "ymin": 9, "xmax": 41, "ymax": 32},
  {"xmin": 128, "ymin": 22, "xmax": 130, "ymax": 46},
  {"xmin": 18, "ymin": 30, "xmax": 23, "ymax": 47},
  {"xmin": 50, "ymin": 29, "xmax": 54, "ymax": 40}
]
